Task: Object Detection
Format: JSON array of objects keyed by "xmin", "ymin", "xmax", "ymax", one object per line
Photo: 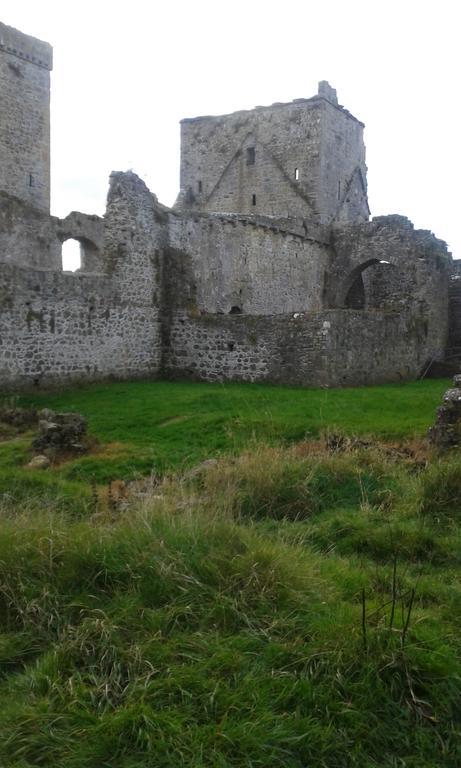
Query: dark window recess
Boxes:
[
  {"xmin": 252, "ymin": 194, "xmax": 256, "ymax": 206},
  {"xmin": 229, "ymin": 305, "xmax": 242, "ymax": 315},
  {"xmin": 227, "ymin": 342, "xmax": 235, "ymax": 351},
  {"xmin": 345, "ymin": 273, "xmax": 365, "ymax": 309},
  {"xmin": 246, "ymin": 147, "xmax": 255, "ymax": 165},
  {"xmin": 198, "ymin": 180, "xmax": 202, "ymax": 193},
  {"xmin": 29, "ymin": 173, "xmax": 34, "ymax": 187},
  {"xmin": 294, "ymin": 168, "xmax": 299, "ymax": 181},
  {"xmin": 338, "ymin": 181, "xmax": 341, "ymax": 200}
]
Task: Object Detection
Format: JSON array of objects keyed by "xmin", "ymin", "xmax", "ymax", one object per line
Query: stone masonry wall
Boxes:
[
  {"xmin": 0, "ymin": 192, "xmax": 61, "ymax": 269},
  {"xmin": 0, "ymin": 173, "xmax": 167, "ymax": 390},
  {"xmin": 329, "ymin": 216, "xmax": 451, "ymax": 363},
  {"xmin": 0, "ymin": 22, "xmax": 52, "ymax": 212},
  {"xmin": 447, "ymin": 260, "xmax": 461, "ymax": 366},
  {"xmin": 168, "ymin": 212, "xmax": 331, "ymax": 315},
  {"xmin": 164, "ymin": 308, "xmax": 437, "ymax": 387},
  {"xmin": 0, "ymin": 264, "xmax": 152, "ymax": 389}
]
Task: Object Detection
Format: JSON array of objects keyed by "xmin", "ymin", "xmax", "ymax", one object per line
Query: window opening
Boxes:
[
  {"xmin": 246, "ymin": 147, "xmax": 255, "ymax": 165},
  {"xmin": 29, "ymin": 173, "xmax": 34, "ymax": 187},
  {"xmin": 252, "ymin": 194, "xmax": 256, "ymax": 206},
  {"xmin": 62, "ymin": 239, "xmax": 81, "ymax": 272},
  {"xmin": 198, "ymin": 180, "xmax": 202, "ymax": 193},
  {"xmin": 294, "ymin": 168, "xmax": 299, "ymax": 181}
]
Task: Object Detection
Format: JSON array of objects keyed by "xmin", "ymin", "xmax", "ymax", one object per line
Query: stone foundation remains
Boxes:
[{"xmin": 0, "ymin": 22, "xmax": 456, "ymax": 391}]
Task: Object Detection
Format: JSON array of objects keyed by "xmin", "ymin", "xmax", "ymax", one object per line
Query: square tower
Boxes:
[
  {"xmin": 177, "ymin": 82, "xmax": 369, "ymax": 225},
  {"xmin": 0, "ymin": 22, "xmax": 52, "ymax": 212}
]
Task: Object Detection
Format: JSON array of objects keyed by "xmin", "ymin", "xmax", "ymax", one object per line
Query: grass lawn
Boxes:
[{"xmin": 0, "ymin": 377, "xmax": 450, "ymax": 487}]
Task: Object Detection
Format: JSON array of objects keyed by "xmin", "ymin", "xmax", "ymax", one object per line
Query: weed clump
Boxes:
[
  {"xmin": 199, "ymin": 445, "xmax": 400, "ymax": 521},
  {"xmin": 418, "ymin": 459, "xmax": 461, "ymax": 524}
]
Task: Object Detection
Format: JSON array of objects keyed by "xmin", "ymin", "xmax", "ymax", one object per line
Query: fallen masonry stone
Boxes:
[
  {"xmin": 0, "ymin": 407, "xmax": 37, "ymax": 428},
  {"xmin": 27, "ymin": 455, "xmax": 51, "ymax": 469},
  {"xmin": 31, "ymin": 410, "xmax": 88, "ymax": 455},
  {"xmin": 428, "ymin": 378, "xmax": 461, "ymax": 450}
]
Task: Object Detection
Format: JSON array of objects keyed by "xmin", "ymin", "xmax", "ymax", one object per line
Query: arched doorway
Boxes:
[{"xmin": 343, "ymin": 259, "xmax": 398, "ymax": 310}]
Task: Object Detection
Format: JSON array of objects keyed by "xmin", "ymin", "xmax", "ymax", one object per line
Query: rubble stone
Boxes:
[
  {"xmin": 31, "ymin": 410, "xmax": 87, "ymax": 455},
  {"xmin": 428, "ymin": 377, "xmax": 461, "ymax": 449}
]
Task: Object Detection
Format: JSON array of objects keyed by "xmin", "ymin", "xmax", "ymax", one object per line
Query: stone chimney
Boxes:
[{"xmin": 318, "ymin": 81, "xmax": 338, "ymax": 106}]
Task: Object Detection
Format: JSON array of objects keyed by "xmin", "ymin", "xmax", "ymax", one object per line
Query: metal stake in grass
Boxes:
[
  {"xmin": 401, "ymin": 588, "xmax": 416, "ymax": 649},
  {"xmin": 361, "ymin": 587, "xmax": 367, "ymax": 652},
  {"xmin": 389, "ymin": 553, "xmax": 398, "ymax": 630}
]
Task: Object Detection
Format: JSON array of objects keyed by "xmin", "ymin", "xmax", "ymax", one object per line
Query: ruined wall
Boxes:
[
  {"xmin": 0, "ymin": 22, "xmax": 52, "ymax": 212},
  {"xmin": 162, "ymin": 210, "xmax": 450, "ymax": 386},
  {"xmin": 163, "ymin": 308, "xmax": 436, "ymax": 387},
  {"xmin": 0, "ymin": 20, "xmax": 454, "ymax": 393},
  {"xmin": 168, "ymin": 212, "xmax": 331, "ymax": 315},
  {"xmin": 178, "ymin": 85, "xmax": 368, "ymax": 225},
  {"xmin": 447, "ymin": 260, "xmax": 461, "ymax": 366},
  {"xmin": 0, "ymin": 173, "xmax": 166, "ymax": 389},
  {"xmin": 55, "ymin": 211, "xmax": 105, "ymax": 273},
  {"xmin": 328, "ymin": 216, "xmax": 451, "ymax": 363},
  {"xmin": 0, "ymin": 191, "xmax": 61, "ymax": 269}
]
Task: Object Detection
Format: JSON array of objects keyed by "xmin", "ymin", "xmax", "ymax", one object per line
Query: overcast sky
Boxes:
[{"xmin": 2, "ymin": 0, "xmax": 460, "ymax": 262}]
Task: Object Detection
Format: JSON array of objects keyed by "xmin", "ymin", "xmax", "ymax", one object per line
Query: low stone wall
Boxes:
[{"xmin": 163, "ymin": 308, "xmax": 437, "ymax": 387}]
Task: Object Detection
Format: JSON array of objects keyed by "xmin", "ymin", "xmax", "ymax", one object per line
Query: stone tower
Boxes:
[
  {"xmin": 0, "ymin": 22, "xmax": 52, "ymax": 212},
  {"xmin": 177, "ymin": 81, "xmax": 370, "ymax": 225}
]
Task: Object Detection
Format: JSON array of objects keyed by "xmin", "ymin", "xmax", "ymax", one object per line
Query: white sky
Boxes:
[{"xmin": 2, "ymin": 0, "xmax": 460, "ymax": 261}]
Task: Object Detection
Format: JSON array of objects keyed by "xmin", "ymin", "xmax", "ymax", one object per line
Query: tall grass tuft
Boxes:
[
  {"xmin": 418, "ymin": 458, "xmax": 461, "ymax": 524},
  {"xmin": 197, "ymin": 445, "xmax": 400, "ymax": 522}
]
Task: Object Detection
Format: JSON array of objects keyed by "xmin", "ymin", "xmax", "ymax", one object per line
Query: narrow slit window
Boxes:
[
  {"xmin": 198, "ymin": 180, "xmax": 202, "ymax": 193},
  {"xmin": 246, "ymin": 147, "xmax": 255, "ymax": 165},
  {"xmin": 252, "ymin": 194, "xmax": 256, "ymax": 206},
  {"xmin": 29, "ymin": 173, "xmax": 34, "ymax": 187},
  {"xmin": 294, "ymin": 168, "xmax": 299, "ymax": 181},
  {"xmin": 338, "ymin": 181, "xmax": 341, "ymax": 200}
]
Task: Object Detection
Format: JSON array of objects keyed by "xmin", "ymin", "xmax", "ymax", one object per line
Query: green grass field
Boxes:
[
  {"xmin": 1, "ymin": 377, "xmax": 461, "ymax": 767},
  {"xmin": 1, "ymin": 377, "xmax": 450, "ymax": 484}
]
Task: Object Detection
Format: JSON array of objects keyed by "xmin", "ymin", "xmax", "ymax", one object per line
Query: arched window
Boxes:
[
  {"xmin": 61, "ymin": 236, "xmax": 101, "ymax": 272},
  {"xmin": 62, "ymin": 239, "xmax": 81, "ymax": 271}
]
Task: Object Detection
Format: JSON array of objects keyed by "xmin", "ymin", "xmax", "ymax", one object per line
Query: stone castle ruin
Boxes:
[{"xmin": 1, "ymin": 22, "xmax": 459, "ymax": 391}]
